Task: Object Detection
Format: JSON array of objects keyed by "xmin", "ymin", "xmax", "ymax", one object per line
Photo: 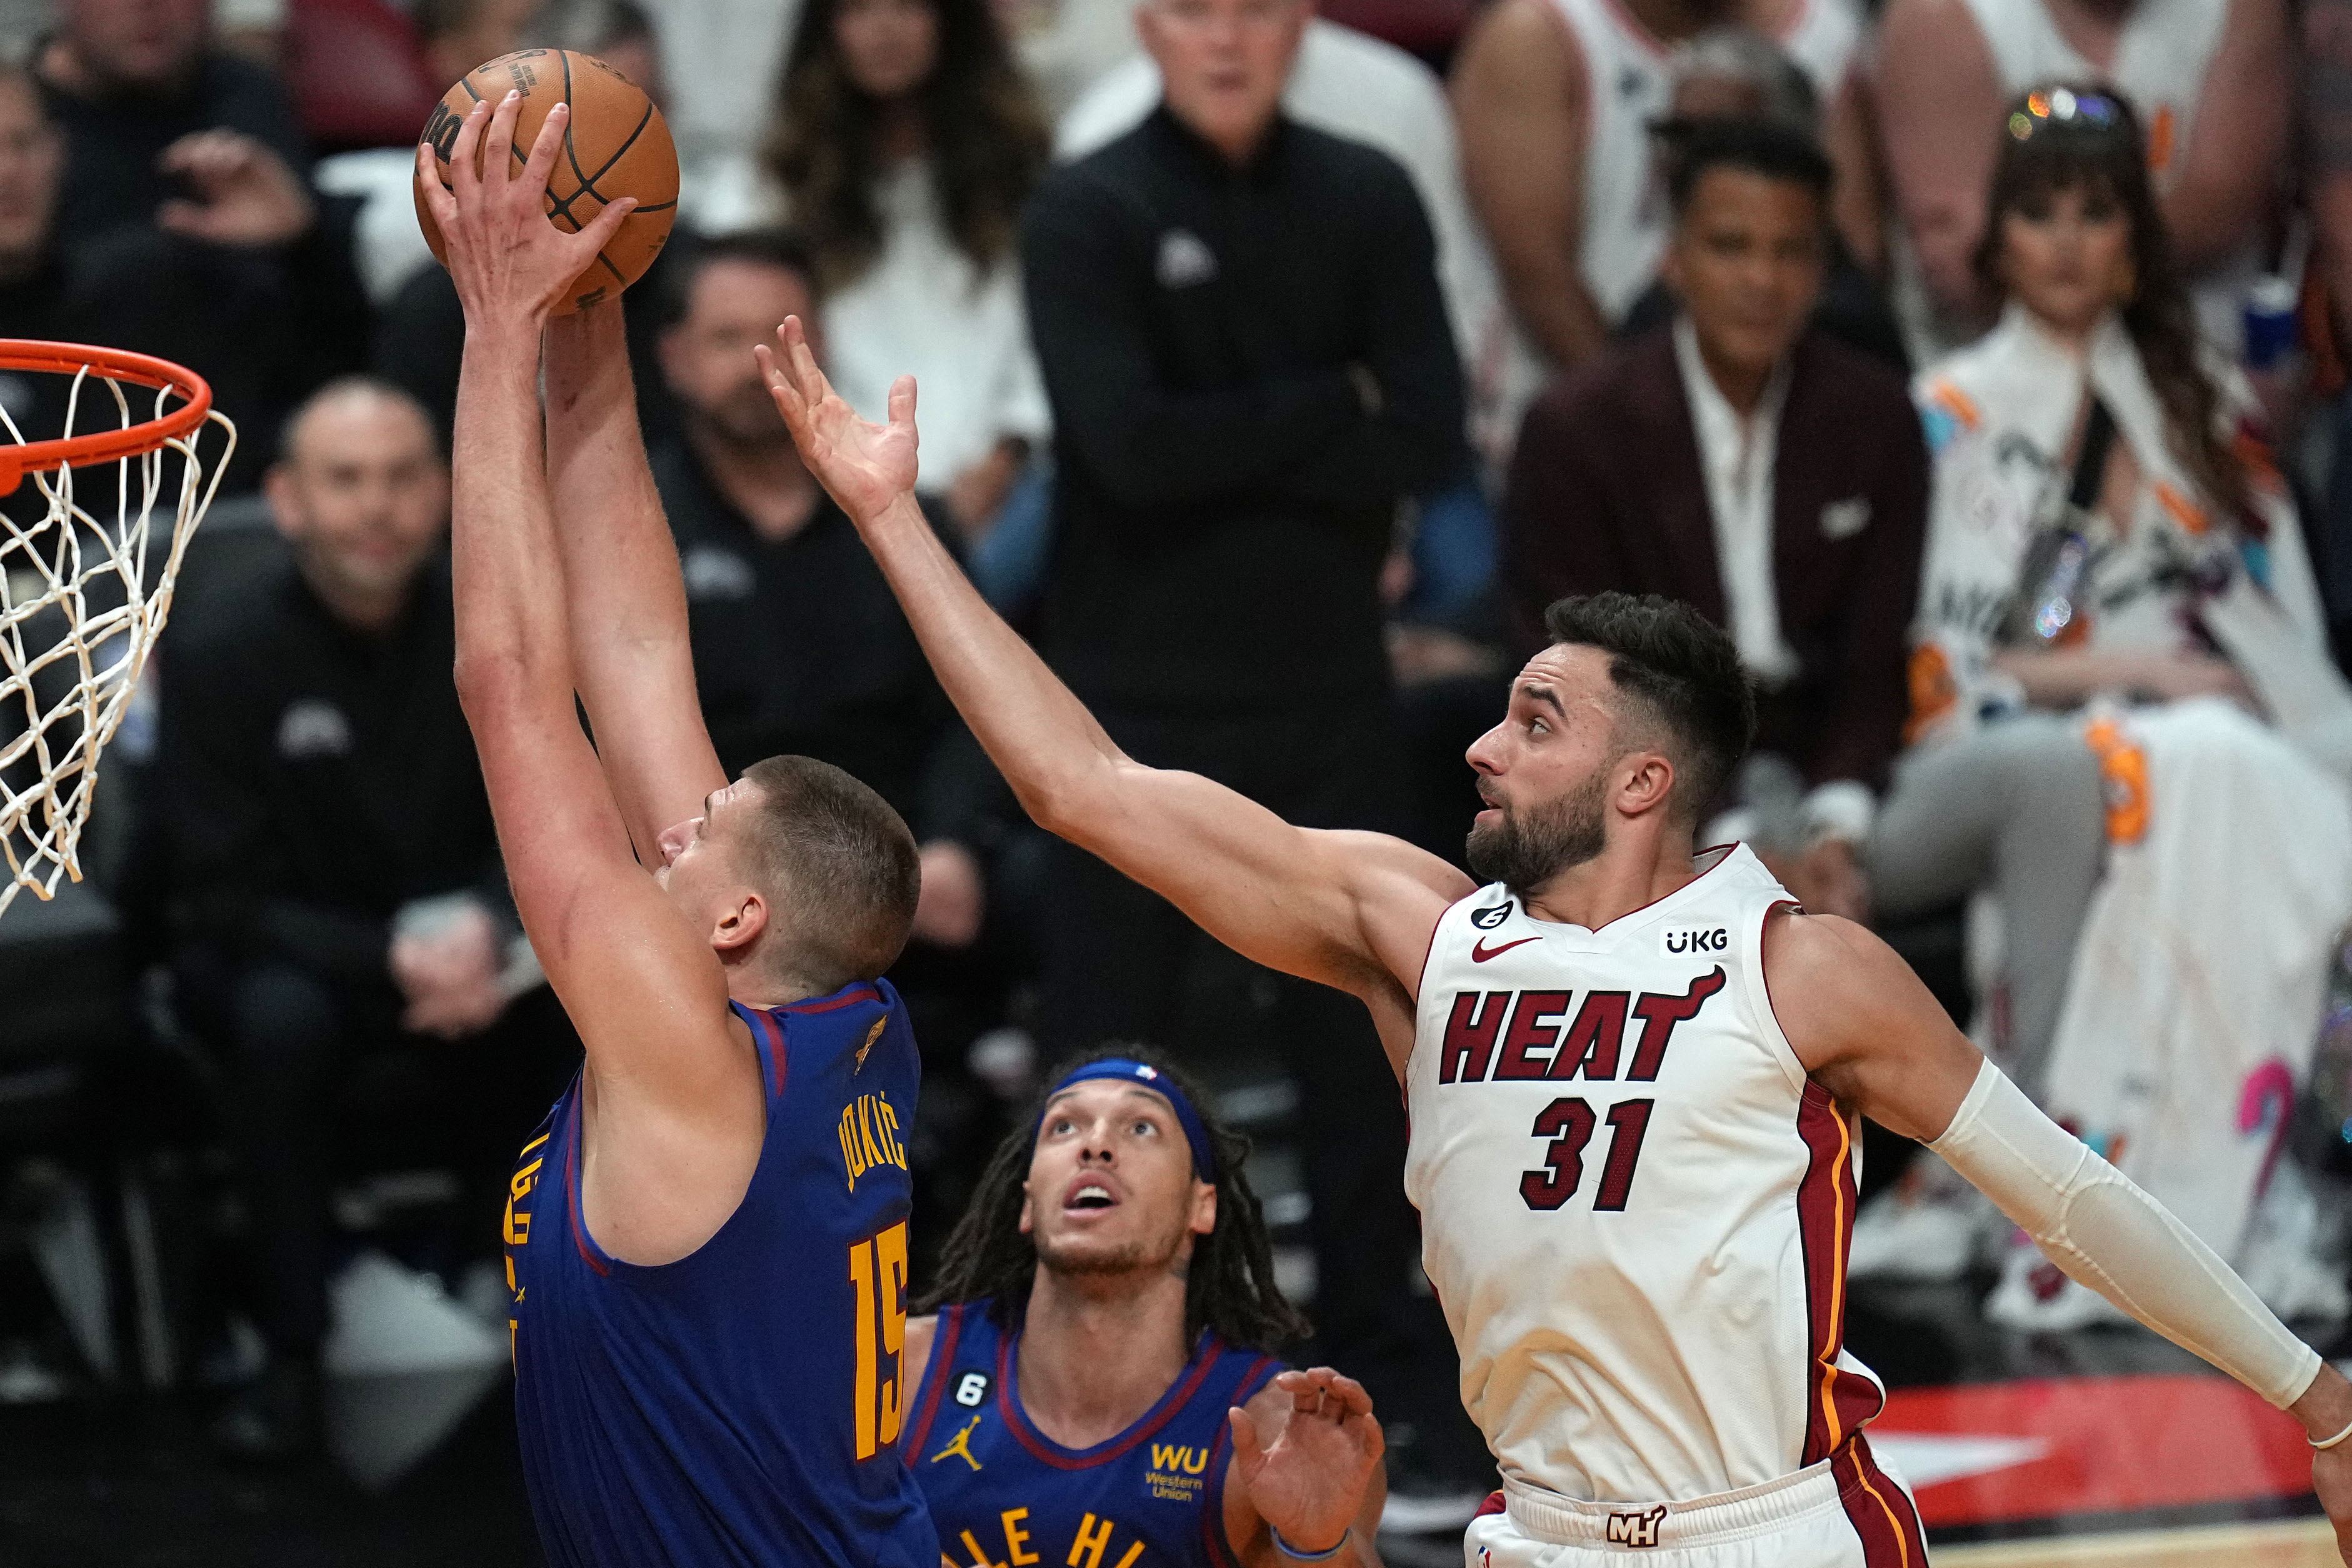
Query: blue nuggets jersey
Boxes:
[
  {"xmin": 905, "ymin": 1299, "xmax": 1284, "ymax": 1568},
  {"xmin": 505, "ymin": 978, "xmax": 934, "ymax": 1568}
]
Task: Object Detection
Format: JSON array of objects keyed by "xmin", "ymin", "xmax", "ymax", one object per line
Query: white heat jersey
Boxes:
[
  {"xmin": 1403, "ymin": 846, "xmax": 1886, "ymax": 1505},
  {"xmin": 1541, "ymin": 0, "xmax": 1861, "ymax": 326}
]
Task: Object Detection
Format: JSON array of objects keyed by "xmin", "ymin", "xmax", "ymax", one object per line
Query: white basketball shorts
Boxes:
[{"xmin": 1462, "ymin": 1437, "xmax": 1930, "ymax": 1568}]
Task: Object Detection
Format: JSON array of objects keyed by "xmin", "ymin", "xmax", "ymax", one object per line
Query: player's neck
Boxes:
[
  {"xmin": 1016, "ymin": 1262, "xmax": 1193, "ymax": 1450},
  {"xmin": 1519, "ymin": 834, "xmax": 1703, "ymax": 932}
]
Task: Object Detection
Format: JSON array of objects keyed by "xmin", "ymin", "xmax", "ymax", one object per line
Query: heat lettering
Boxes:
[
  {"xmin": 1493, "ymin": 991, "xmax": 1572, "ymax": 1079},
  {"xmin": 1438, "ymin": 991, "xmax": 1509, "ymax": 1083},
  {"xmin": 1627, "ymin": 967, "xmax": 1726, "ymax": 1081},
  {"xmin": 1550, "ymin": 991, "xmax": 1629, "ymax": 1080}
]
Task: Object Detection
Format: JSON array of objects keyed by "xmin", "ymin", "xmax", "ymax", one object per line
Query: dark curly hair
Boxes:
[
  {"xmin": 1543, "ymin": 592, "xmax": 1758, "ymax": 817},
  {"xmin": 1974, "ymin": 83, "xmax": 2251, "ymax": 526},
  {"xmin": 918, "ymin": 1049, "xmax": 1311, "ymax": 1354},
  {"xmin": 763, "ymin": 0, "xmax": 1049, "ymax": 293}
]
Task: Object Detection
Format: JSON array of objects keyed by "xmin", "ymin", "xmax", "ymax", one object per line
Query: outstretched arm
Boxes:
[
  {"xmin": 542, "ymin": 304, "xmax": 727, "ymax": 863},
  {"xmin": 758, "ymin": 321, "xmax": 1471, "ymax": 1070},
  {"xmin": 420, "ymin": 94, "xmax": 761, "ymax": 1264},
  {"xmin": 1768, "ymin": 911, "xmax": 2352, "ymax": 1561}
]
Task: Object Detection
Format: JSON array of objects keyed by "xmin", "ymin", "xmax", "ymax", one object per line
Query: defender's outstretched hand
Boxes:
[
  {"xmin": 758, "ymin": 316, "xmax": 918, "ymax": 526},
  {"xmin": 1230, "ymin": 1368, "xmax": 1384, "ymax": 1561},
  {"xmin": 414, "ymin": 92, "xmax": 634, "ymax": 332}
]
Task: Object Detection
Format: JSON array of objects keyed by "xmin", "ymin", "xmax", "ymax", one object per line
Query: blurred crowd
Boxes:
[{"xmin": 8, "ymin": 0, "xmax": 2352, "ymax": 1524}]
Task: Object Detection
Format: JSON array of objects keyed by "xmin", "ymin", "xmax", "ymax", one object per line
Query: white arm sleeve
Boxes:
[{"xmin": 1930, "ymin": 1058, "xmax": 2323, "ymax": 1409}]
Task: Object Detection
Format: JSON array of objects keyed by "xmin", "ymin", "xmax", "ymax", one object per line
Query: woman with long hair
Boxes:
[
  {"xmin": 1853, "ymin": 85, "xmax": 2352, "ymax": 1329},
  {"xmin": 762, "ymin": 0, "xmax": 1051, "ymax": 539}
]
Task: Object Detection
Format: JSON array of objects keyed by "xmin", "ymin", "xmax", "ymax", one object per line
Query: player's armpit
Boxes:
[{"xmin": 1757, "ymin": 908, "xmax": 1985, "ymax": 1143}]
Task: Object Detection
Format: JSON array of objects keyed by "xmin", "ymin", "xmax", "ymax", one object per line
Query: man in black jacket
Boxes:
[
  {"xmin": 1020, "ymin": 0, "xmax": 1468, "ymax": 1484},
  {"xmin": 156, "ymin": 379, "xmax": 565, "ymax": 1460}
]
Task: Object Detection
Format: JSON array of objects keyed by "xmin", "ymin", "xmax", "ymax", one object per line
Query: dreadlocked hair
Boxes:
[{"xmin": 916, "ymin": 1047, "xmax": 1312, "ymax": 1354}]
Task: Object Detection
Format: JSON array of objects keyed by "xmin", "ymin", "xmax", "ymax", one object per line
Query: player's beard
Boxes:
[
  {"xmin": 1033, "ymin": 1211, "xmax": 1193, "ymax": 1282},
  {"xmin": 1465, "ymin": 768, "xmax": 1609, "ymax": 891}
]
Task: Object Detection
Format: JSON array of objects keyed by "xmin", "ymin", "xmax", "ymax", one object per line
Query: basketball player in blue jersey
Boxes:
[
  {"xmin": 417, "ymin": 96, "xmax": 933, "ymax": 1567},
  {"xmin": 904, "ymin": 1054, "xmax": 1389, "ymax": 1568},
  {"xmin": 761, "ymin": 322, "xmax": 2352, "ymax": 1566}
]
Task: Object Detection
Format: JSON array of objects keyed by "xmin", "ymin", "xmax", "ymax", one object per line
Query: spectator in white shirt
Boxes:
[{"xmin": 762, "ymin": 0, "xmax": 1053, "ymax": 542}]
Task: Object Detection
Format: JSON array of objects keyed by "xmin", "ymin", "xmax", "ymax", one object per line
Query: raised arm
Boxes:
[
  {"xmin": 1767, "ymin": 909, "xmax": 2352, "ymax": 1558},
  {"xmin": 419, "ymin": 95, "xmax": 756, "ymax": 1259},
  {"xmin": 758, "ymin": 321, "xmax": 1471, "ymax": 1070},
  {"xmin": 542, "ymin": 302, "xmax": 728, "ymax": 863}
]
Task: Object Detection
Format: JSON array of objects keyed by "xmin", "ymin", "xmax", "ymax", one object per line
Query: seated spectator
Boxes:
[
  {"xmin": 1857, "ymin": 89, "xmax": 2352, "ymax": 1322},
  {"xmin": 1874, "ymin": 0, "xmax": 2288, "ymax": 361},
  {"xmin": 1500, "ymin": 118, "xmax": 1926, "ymax": 919},
  {"xmin": 760, "ymin": 0, "xmax": 1052, "ymax": 543},
  {"xmin": 154, "ymin": 379, "xmax": 568, "ymax": 1460},
  {"xmin": 0, "ymin": 56, "xmax": 363, "ymax": 491},
  {"xmin": 1451, "ymin": 0, "xmax": 1875, "ymax": 453},
  {"xmin": 37, "ymin": 0, "xmax": 311, "ymax": 246},
  {"xmin": 1617, "ymin": 27, "xmax": 1908, "ymax": 375}
]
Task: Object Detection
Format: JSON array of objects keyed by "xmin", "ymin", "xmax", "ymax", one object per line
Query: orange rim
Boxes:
[{"xmin": 0, "ymin": 341, "xmax": 214, "ymax": 491}]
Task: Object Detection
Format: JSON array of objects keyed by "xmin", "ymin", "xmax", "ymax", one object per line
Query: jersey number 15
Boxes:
[{"xmin": 849, "ymin": 1219, "xmax": 910, "ymax": 1460}]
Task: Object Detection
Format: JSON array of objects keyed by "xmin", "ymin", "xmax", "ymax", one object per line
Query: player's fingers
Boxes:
[
  {"xmin": 782, "ymin": 314, "xmax": 825, "ymax": 400},
  {"xmin": 482, "ymin": 89, "xmax": 524, "ymax": 194},
  {"xmin": 888, "ymin": 373, "xmax": 918, "ymax": 434},
  {"xmin": 1318, "ymin": 1373, "xmax": 1375, "ymax": 1422},
  {"xmin": 448, "ymin": 97, "xmax": 492, "ymax": 199},
  {"xmin": 1226, "ymin": 1407, "xmax": 1264, "ymax": 1470},
  {"xmin": 519, "ymin": 103, "xmax": 569, "ymax": 202},
  {"xmin": 414, "ymin": 142, "xmax": 458, "ymax": 229},
  {"xmin": 571, "ymin": 194, "xmax": 636, "ymax": 260},
  {"xmin": 757, "ymin": 342, "xmax": 808, "ymax": 423}
]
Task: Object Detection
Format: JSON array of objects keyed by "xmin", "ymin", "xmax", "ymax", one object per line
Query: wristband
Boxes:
[
  {"xmin": 1271, "ymin": 1527, "xmax": 1349, "ymax": 1561},
  {"xmin": 2311, "ymin": 1417, "xmax": 2352, "ymax": 1451}
]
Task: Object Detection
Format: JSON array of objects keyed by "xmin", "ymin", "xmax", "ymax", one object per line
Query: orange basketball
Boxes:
[{"xmin": 416, "ymin": 49, "xmax": 678, "ymax": 315}]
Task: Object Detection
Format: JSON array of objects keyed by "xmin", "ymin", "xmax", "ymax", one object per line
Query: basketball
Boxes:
[{"xmin": 415, "ymin": 49, "xmax": 678, "ymax": 315}]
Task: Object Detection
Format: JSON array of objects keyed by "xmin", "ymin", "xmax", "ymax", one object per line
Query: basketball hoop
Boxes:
[{"xmin": 0, "ymin": 341, "xmax": 234, "ymax": 914}]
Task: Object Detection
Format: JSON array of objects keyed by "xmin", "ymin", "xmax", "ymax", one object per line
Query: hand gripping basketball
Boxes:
[{"xmin": 414, "ymin": 92, "xmax": 636, "ymax": 329}]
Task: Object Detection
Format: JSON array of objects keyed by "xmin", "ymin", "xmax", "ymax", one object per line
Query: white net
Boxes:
[{"xmin": 0, "ymin": 360, "xmax": 234, "ymax": 914}]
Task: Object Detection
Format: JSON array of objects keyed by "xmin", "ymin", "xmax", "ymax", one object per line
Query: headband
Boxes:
[{"xmin": 1037, "ymin": 1058, "xmax": 1218, "ymax": 1181}]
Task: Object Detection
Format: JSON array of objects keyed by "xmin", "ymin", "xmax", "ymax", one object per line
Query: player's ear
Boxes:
[
  {"xmin": 1189, "ymin": 1178, "xmax": 1217, "ymax": 1237},
  {"xmin": 1017, "ymin": 1183, "xmax": 1035, "ymax": 1236},
  {"xmin": 711, "ymin": 888, "xmax": 768, "ymax": 956},
  {"xmin": 1617, "ymin": 750, "xmax": 1676, "ymax": 821}
]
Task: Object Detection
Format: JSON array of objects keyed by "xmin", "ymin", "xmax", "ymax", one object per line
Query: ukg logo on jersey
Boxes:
[{"xmin": 1662, "ymin": 927, "xmax": 1728, "ymax": 956}]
